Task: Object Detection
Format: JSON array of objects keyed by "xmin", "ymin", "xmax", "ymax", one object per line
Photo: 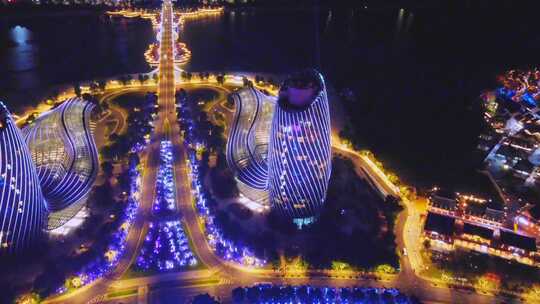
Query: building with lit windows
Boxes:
[
  {"xmin": 267, "ymin": 70, "xmax": 332, "ymax": 226},
  {"xmin": 226, "ymin": 87, "xmax": 275, "ymax": 205},
  {"xmin": 23, "ymin": 98, "xmax": 99, "ymax": 229},
  {"xmin": 0, "ymin": 102, "xmax": 47, "ymax": 253}
]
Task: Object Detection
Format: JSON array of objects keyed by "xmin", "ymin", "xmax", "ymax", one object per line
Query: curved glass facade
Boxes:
[
  {"xmin": 23, "ymin": 98, "xmax": 98, "ymax": 229},
  {"xmin": 0, "ymin": 102, "xmax": 47, "ymax": 253},
  {"xmin": 226, "ymin": 87, "xmax": 275, "ymax": 203},
  {"xmin": 267, "ymin": 70, "xmax": 332, "ymax": 220}
]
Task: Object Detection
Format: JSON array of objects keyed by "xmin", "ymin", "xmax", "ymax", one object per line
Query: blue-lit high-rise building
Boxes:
[
  {"xmin": 267, "ymin": 70, "xmax": 332, "ymax": 226},
  {"xmin": 226, "ymin": 87, "xmax": 275, "ymax": 204},
  {"xmin": 0, "ymin": 102, "xmax": 47, "ymax": 253}
]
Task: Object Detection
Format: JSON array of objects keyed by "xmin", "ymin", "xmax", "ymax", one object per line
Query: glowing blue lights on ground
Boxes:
[
  {"xmin": 55, "ymin": 158, "xmax": 142, "ymax": 294},
  {"xmin": 233, "ymin": 285, "xmax": 415, "ymax": 304},
  {"xmin": 136, "ymin": 220, "xmax": 197, "ymax": 271},
  {"xmin": 136, "ymin": 140, "xmax": 197, "ymax": 272},
  {"xmin": 153, "ymin": 140, "xmax": 177, "ymax": 214},
  {"xmin": 187, "ymin": 152, "xmax": 266, "ymax": 268},
  {"xmin": 177, "ymin": 87, "xmax": 266, "ymax": 267}
]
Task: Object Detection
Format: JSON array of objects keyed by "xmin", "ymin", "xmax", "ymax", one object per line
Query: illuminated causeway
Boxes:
[{"xmin": 157, "ymin": 0, "xmax": 175, "ymax": 117}]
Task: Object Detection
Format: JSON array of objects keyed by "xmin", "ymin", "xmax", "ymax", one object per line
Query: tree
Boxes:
[
  {"xmin": 232, "ymin": 287, "xmax": 245, "ymax": 303},
  {"xmin": 226, "ymin": 96, "xmax": 234, "ymax": 107},
  {"xmin": 15, "ymin": 292, "xmax": 40, "ymax": 304},
  {"xmin": 33, "ymin": 262, "xmax": 66, "ymax": 298},
  {"xmin": 217, "ymin": 74, "xmax": 225, "ymax": 85},
  {"xmin": 192, "ymin": 293, "xmax": 220, "ymax": 304},
  {"xmin": 100, "ymin": 145, "xmax": 115, "ymax": 160},
  {"xmin": 242, "ymin": 76, "xmax": 251, "ymax": 87},
  {"xmin": 97, "ymin": 79, "xmax": 107, "ymax": 91},
  {"xmin": 118, "ymin": 75, "xmax": 128, "ymax": 85},
  {"xmin": 73, "ymin": 82, "xmax": 81, "ymax": 97},
  {"xmin": 101, "ymin": 161, "xmax": 114, "ymax": 177},
  {"xmin": 92, "ymin": 181, "xmax": 115, "ymax": 207},
  {"xmin": 89, "ymin": 82, "xmax": 99, "ymax": 93},
  {"xmin": 81, "ymin": 93, "xmax": 93, "ymax": 102},
  {"xmin": 117, "ymin": 170, "xmax": 131, "ymax": 193},
  {"xmin": 246, "ymin": 287, "xmax": 260, "ymax": 303}
]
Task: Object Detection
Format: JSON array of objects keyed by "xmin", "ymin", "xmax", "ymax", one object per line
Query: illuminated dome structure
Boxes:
[
  {"xmin": 0, "ymin": 102, "xmax": 47, "ymax": 253},
  {"xmin": 23, "ymin": 98, "xmax": 99, "ymax": 229},
  {"xmin": 267, "ymin": 70, "xmax": 332, "ymax": 226}
]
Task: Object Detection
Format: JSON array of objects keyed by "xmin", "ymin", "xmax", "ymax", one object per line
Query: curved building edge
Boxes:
[{"xmin": 0, "ymin": 101, "xmax": 47, "ymax": 253}]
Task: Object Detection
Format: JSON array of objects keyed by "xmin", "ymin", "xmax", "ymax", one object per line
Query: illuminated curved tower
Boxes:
[
  {"xmin": 23, "ymin": 98, "xmax": 98, "ymax": 229},
  {"xmin": 226, "ymin": 87, "xmax": 275, "ymax": 204},
  {"xmin": 0, "ymin": 102, "xmax": 47, "ymax": 253},
  {"xmin": 267, "ymin": 70, "xmax": 332, "ymax": 225}
]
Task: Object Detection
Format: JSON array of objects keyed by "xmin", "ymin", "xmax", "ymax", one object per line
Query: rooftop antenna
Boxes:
[{"xmin": 314, "ymin": 0, "xmax": 321, "ymax": 70}]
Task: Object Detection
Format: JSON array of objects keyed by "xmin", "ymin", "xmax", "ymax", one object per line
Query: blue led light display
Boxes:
[
  {"xmin": 0, "ymin": 101, "xmax": 47, "ymax": 253},
  {"xmin": 267, "ymin": 70, "xmax": 332, "ymax": 221},
  {"xmin": 23, "ymin": 98, "xmax": 99, "ymax": 229}
]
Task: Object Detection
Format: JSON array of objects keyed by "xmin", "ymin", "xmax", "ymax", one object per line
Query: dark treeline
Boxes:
[{"xmin": 2, "ymin": 0, "xmax": 535, "ymax": 11}]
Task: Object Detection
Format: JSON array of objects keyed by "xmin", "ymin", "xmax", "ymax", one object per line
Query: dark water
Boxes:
[
  {"xmin": 0, "ymin": 12, "xmax": 154, "ymax": 109},
  {"xmin": 2, "ymin": 5, "xmax": 540, "ymax": 191}
]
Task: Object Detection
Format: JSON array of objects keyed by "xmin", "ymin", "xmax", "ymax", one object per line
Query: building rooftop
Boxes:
[
  {"xmin": 495, "ymin": 144, "xmax": 526, "ymax": 160},
  {"xmin": 507, "ymin": 135, "xmax": 537, "ymax": 151},
  {"xmin": 514, "ymin": 159, "xmax": 535, "ymax": 174},
  {"xmin": 464, "ymin": 202, "xmax": 486, "ymax": 217},
  {"xmin": 424, "ymin": 212, "xmax": 455, "ymax": 236},
  {"xmin": 525, "ymin": 122, "xmax": 540, "ymax": 134},
  {"xmin": 500, "ymin": 98, "xmax": 522, "ymax": 114},
  {"xmin": 484, "ymin": 207, "xmax": 505, "ymax": 222},
  {"xmin": 278, "ymin": 69, "xmax": 323, "ymax": 112},
  {"xmin": 500, "ymin": 230, "xmax": 537, "ymax": 251},
  {"xmin": 463, "ymin": 223, "xmax": 494, "ymax": 240},
  {"xmin": 433, "ymin": 188, "xmax": 456, "ymax": 199}
]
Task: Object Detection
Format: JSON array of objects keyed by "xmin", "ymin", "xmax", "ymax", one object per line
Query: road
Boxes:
[
  {"xmin": 43, "ymin": 1, "xmax": 178, "ymax": 303},
  {"xmin": 148, "ymin": 78, "xmax": 506, "ymax": 303},
  {"xmin": 43, "ymin": 1, "xmax": 511, "ymax": 303}
]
